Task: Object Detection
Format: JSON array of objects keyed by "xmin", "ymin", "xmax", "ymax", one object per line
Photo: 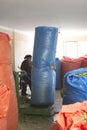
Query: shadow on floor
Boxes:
[{"xmin": 18, "ymin": 90, "xmax": 62, "ymax": 130}]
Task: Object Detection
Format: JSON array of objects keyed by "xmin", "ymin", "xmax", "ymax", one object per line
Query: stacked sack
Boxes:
[
  {"xmin": 31, "ymin": 26, "xmax": 58, "ymax": 106},
  {"xmin": 50, "ymin": 101, "xmax": 87, "ymax": 130},
  {"xmin": 61, "ymin": 56, "xmax": 82, "ymax": 86}
]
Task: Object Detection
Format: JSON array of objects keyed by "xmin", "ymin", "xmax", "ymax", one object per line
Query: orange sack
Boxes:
[
  {"xmin": 0, "ymin": 83, "xmax": 10, "ymax": 130},
  {"xmin": 0, "ymin": 32, "xmax": 18, "ymax": 130},
  {"xmin": 56, "ymin": 101, "xmax": 87, "ymax": 130}
]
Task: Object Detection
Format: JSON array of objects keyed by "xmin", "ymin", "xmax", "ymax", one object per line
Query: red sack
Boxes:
[
  {"xmin": 0, "ymin": 83, "xmax": 10, "ymax": 118},
  {"xmin": 80, "ymin": 55, "xmax": 87, "ymax": 67},
  {"xmin": 0, "ymin": 83, "xmax": 10, "ymax": 130},
  {"xmin": 56, "ymin": 101, "xmax": 87, "ymax": 130},
  {"xmin": 61, "ymin": 56, "xmax": 82, "ymax": 85},
  {"xmin": 0, "ymin": 32, "xmax": 18, "ymax": 130}
]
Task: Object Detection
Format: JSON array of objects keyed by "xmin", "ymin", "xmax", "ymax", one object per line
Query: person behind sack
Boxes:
[{"xmin": 20, "ymin": 54, "xmax": 32, "ymax": 96}]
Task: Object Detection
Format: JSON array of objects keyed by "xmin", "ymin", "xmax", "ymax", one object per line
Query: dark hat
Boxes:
[{"xmin": 24, "ymin": 55, "xmax": 32, "ymax": 59}]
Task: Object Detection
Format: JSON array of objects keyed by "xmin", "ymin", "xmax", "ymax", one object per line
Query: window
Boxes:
[{"xmin": 56, "ymin": 41, "xmax": 87, "ymax": 58}]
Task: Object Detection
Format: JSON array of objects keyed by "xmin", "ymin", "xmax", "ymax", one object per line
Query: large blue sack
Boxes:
[
  {"xmin": 63, "ymin": 68, "xmax": 87, "ymax": 105},
  {"xmin": 33, "ymin": 26, "xmax": 58, "ymax": 68},
  {"xmin": 31, "ymin": 67, "xmax": 56, "ymax": 105},
  {"xmin": 31, "ymin": 26, "xmax": 58, "ymax": 106}
]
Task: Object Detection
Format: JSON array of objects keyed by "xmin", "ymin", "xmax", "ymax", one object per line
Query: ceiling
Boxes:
[{"xmin": 0, "ymin": 0, "xmax": 87, "ymax": 33}]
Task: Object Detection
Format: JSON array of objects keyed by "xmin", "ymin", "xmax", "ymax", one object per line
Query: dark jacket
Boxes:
[{"xmin": 20, "ymin": 59, "xmax": 32, "ymax": 83}]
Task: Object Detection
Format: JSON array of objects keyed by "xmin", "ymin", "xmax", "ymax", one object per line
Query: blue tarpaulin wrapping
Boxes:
[
  {"xmin": 33, "ymin": 26, "xmax": 58, "ymax": 68},
  {"xmin": 31, "ymin": 26, "xmax": 58, "ymax": 106},
  {"xmin": 31, "ymin": 67, "xmax": 56, "ymax": 105},
  {"xmin": 63, "ymin": 68, "xmax": 87, "ymax": 105},
  {"xmin": 55, "ymin": 58, "xmax": 61, "ymax": 89}
]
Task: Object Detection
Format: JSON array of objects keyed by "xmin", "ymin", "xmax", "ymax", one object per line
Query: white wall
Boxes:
[{"xmin": 14, "ymin": 31, "xmax": 34, "ymax": 71}]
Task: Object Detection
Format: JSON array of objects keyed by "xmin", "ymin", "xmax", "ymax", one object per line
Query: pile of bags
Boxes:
[
  {"xmin": 50, "ymin": 55, "xmax": 87, "ymax": 130},
  {"xmin": 50, "ymin": 101, "xmax": 87, "ymax": 130},
  {"xmin": 61, "ymin": 55, "xmax": 87, "ymax": 86}
]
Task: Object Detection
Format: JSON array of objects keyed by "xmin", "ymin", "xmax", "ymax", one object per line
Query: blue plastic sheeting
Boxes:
[
  {"xmin": 55, "ymin": 58, "xmax": 61, "ymax": 89},
  {"xmin": 31, "ymin": 26, "xmax": 58, "ymax": 106},
  {"xmin": 63, "ymin": 68, "xmax": 87, "ymax": 105},
  {"xmin": 31, "ymin": 67, "xmax": 56, "ymax": 106},
  {"xmin": 33, "ymin": 26, "xmax": 58, "ymax": 68}
]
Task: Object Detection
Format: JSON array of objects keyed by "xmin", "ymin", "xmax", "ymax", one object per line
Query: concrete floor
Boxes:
[{"xmin": 18, "ymin": 89, "xmax": 62, "ymax": 130}]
